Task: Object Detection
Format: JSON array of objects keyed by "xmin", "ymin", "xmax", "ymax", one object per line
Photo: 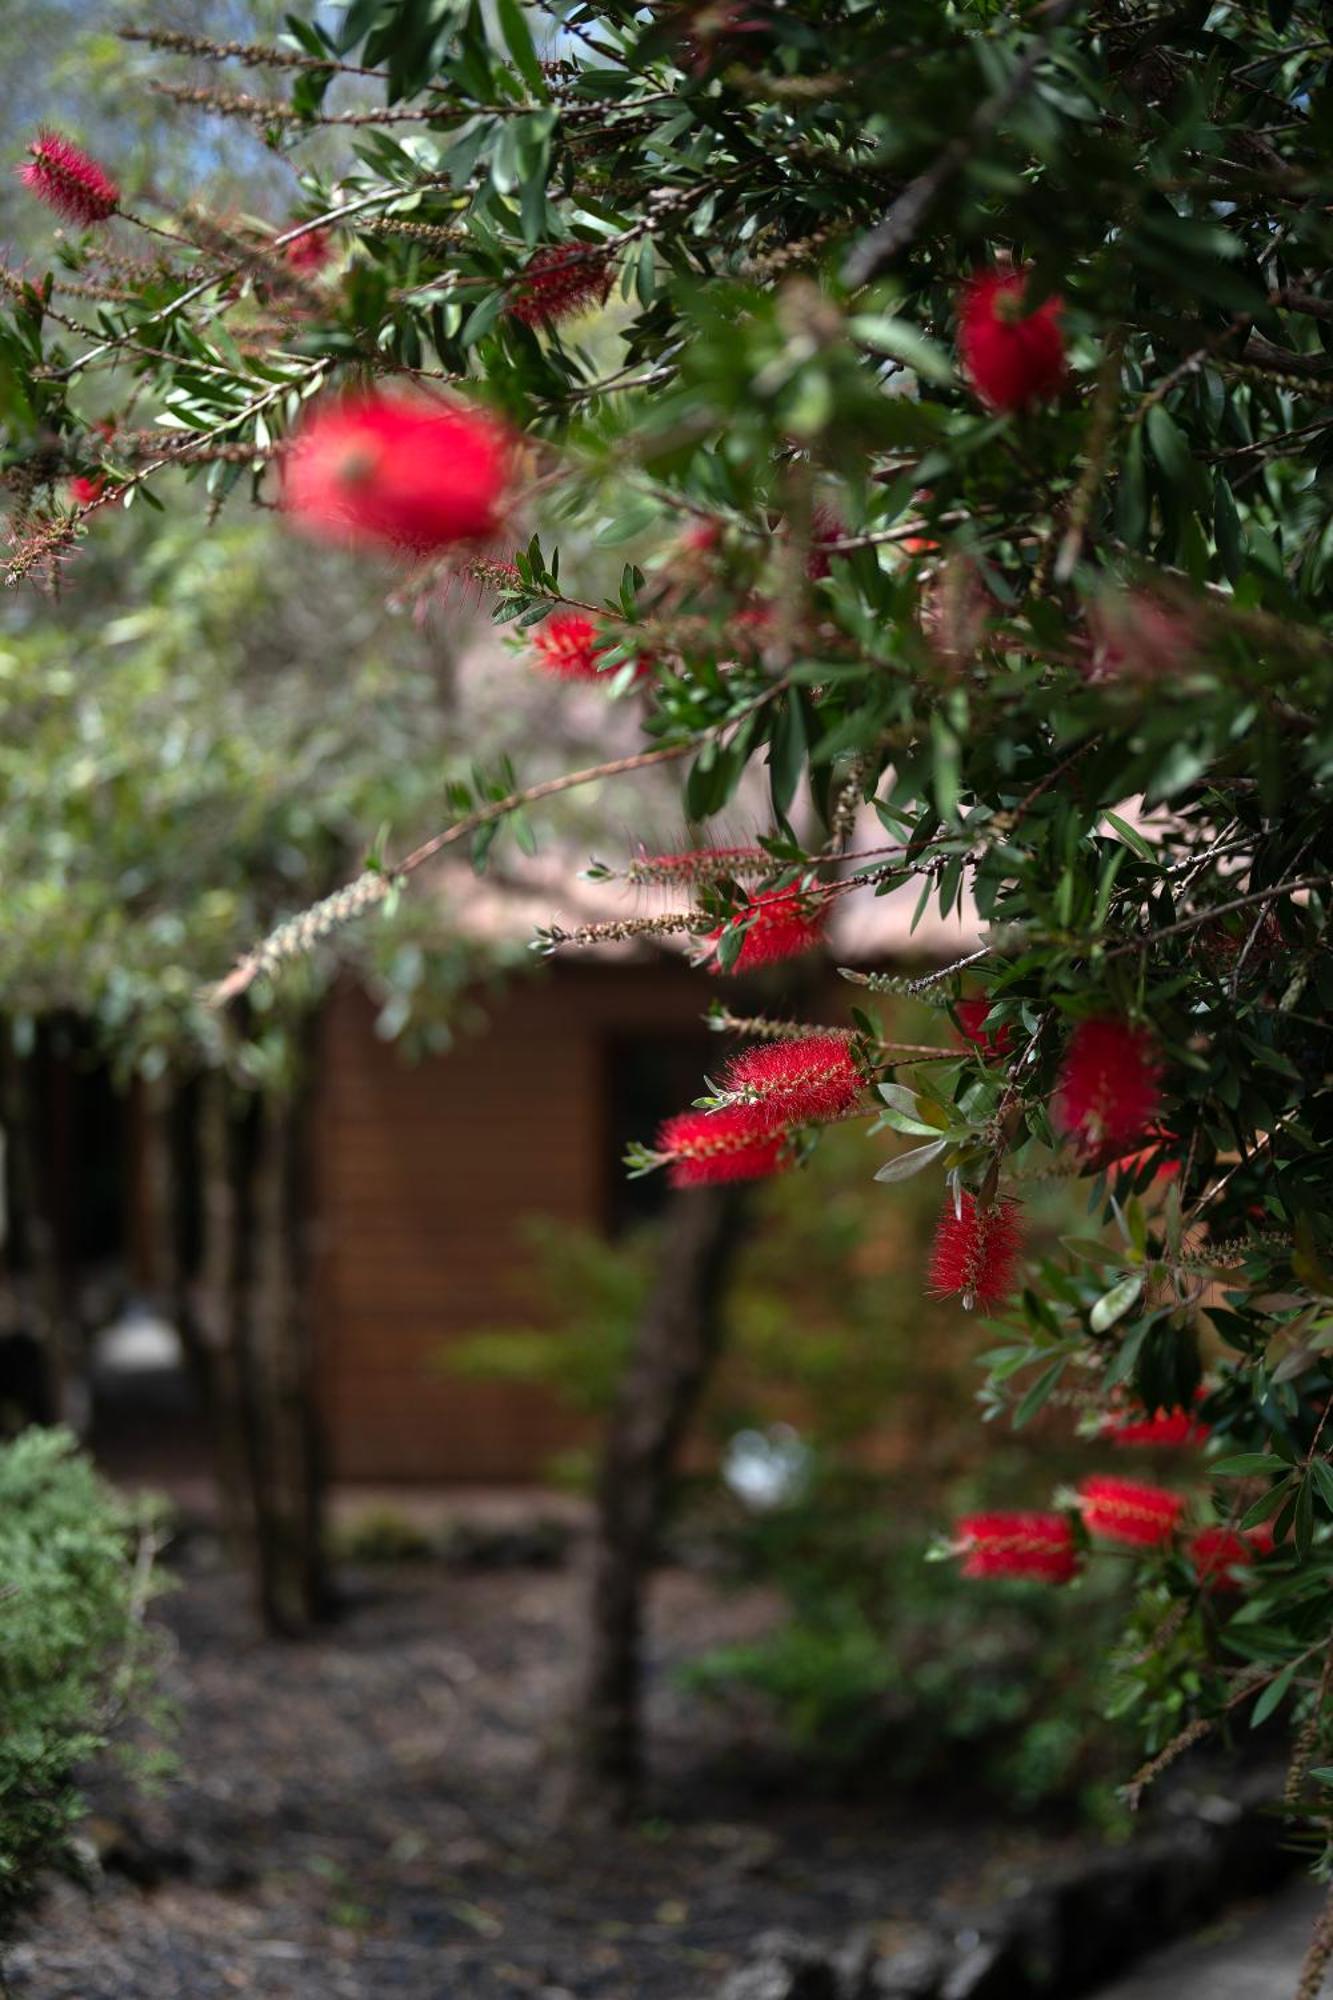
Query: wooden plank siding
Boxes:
[{"xmin": 312, "ymin": 962, "xmax": 717, "ymax": 1480}]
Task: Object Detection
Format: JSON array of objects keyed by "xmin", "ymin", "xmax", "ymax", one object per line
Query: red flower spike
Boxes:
[
  {"xmin": 68, "ymin": 475, "xmax": 105, "ymax": 507},
  {"xmin": 508, "ymin": 244, "xmax": 613, "ymax": 328},
  {"xmin": 629, "ymin": 846, "xmax": 769, "ymax": 886},
  {"xmin": 901, "ymin": 487, "xmax": 940, "ymax": 558},
  {"xmin": 1104, "ymin": 1403, "xmax": 1210, "ymax": 1449},
  {"xmin": 282, "ymin": 392, "xmax": 510, "ymax": 556},
  {"xmin": 955, "ymin": 1512, "xmax": 1080, "ymax": 1585},
  {"xmin": 20, "ymin": 131, "xmax": 120, "ymax": 226},
  {"xmin": 656, "ymin": 1106, "xmax": 789, "ymax": 1188},
  {"xmin": 703, "ymin": 886, "xmax": 827, "ymax": 974},
  {"xmin": 806, "ymin": 506, "xmax": 845, "ymax": 581},
  {"xmin": 1087, "ymin": 592, "xmax": 1199, "ymax": 685},
  {"xmin": 721, "ymin": 1035, "xmax": 862, "ymax": 1127},
  {"xmin": 1077, "ymin": 1475, "xmax": 1183, "ymax": 1548},
  {"xmin": 959, "ymin": 269, "xmax": 1065, "ymax": 414},
  {"xmin": 955, "ymin": 997, "xmax": 1014, "ymax": 1060},
  {"xmin": 532, "ymin": 612, "xmax": 603, "ymax": 682},
  {"xmin": 284, "ymin": 227, "xmax": 332, "ymax": 276},
  {"xmin": 928, "ymin": 1193, "xmax": 1023, "ymax": 1315},
  {"xmin": 1188, "ymin": 1524, "xmax": 1273, "ymax": 1592},
  {"xmin": 1054, "ymin": 1017, "xmax": 1163, "ymax": 1154}
]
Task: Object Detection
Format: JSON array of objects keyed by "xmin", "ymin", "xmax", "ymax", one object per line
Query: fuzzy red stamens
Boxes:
[
  {"xmin": 1077, "ymin": 1475, "xmax": 1182, "ymax": 1548},
  {"xmin": 282, "ymin": 391, "xmax": 510, "ymax": 555},
  {"xmin": 656, "ymin": 1106, "xmax": 789, "ymax": 1188},
  {"xmin": 959, "ymin": 269, "xmax": 1065, "ymax": 414},
  {"xmin": 508, "ymin": 244, "xmax": 613, "ymax": 328},
  {"xmin": 284, "ymin": 227, "xmax": 333, "ymax": 276},
  {"xmin": 928, "ymin": 1193, "xmax": 1023, "ymax": 1314},
  {"xmin": 720, "ymin": 1034, "xmax": 862, "ymax": 1126},
  {"xmin": 627, "ymin": 846, "xmax": 770, "ymax": 888},
  {"xmin": 954, "ymin": 997, "xmax": 1014, "ymax": 1060},
  {"xmin": 1054, "ymin": 1017, "xmax": 1163, "ymax": 1154},
  {"xmin": 1103, "ymin": 1402, "xmax": 1210, "ymax": 1449},
  {"xmin": 20, "ymin": 131, "xmax": 120, "ymax": 226},
  {"xmin": 702, "ymin": 886, "xmax": 827, "ymax": 974},
  {"xmin": 954, "ymin": 1512, "xmax": 1080, "ymax": 1584},
  {"xmin": 1188, "ymin": 1523, "xmax": 1273, "ymax": 1591}
]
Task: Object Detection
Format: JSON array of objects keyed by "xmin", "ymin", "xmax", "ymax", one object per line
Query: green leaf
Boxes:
[
  {"xmin": 874, "ymin": 1137, "xmax": 947, "ymax": 1183},
  {"xmin": 495, "ymin": 0, "xmax": 548, "ymax": 96},
  {"xmin": 1089, "ymin": 1274, "xmax": 1143, "ymax": 1333},
  {"xmin": 768, "ymin": 694, "xmax": 807, "ymax": 819},
  {"xmin": 1102, "ymin": 810, "xmax": 1155, "ymax": 861},
  {"xmin": 1251, "ymin": 1658, "xmax": 1298, "ymax": 1728},
  {"xmin": 848, "ymin": 315, "xmax": 955, "ymax": 387},
  {"xmin": 1211, "ymin": 1453, "xmax": 1292, "ymax": 1476},
  {"xmin": 1014, "ymin": 1357, "xmax": 1066, "ymax": 1428},
  {"xmin": 1146, "ymin": 405, "xmax": 1193, "ymax": 492}
]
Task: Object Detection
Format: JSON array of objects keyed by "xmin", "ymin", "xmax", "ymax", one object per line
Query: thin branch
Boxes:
[
  {"xmin": 209, "ymin": 684, "xmax": 789, "ymax": 1004},
  {"xmin": 1105, "ymin": 872, "xmax": 1333, "ymax": 963}
]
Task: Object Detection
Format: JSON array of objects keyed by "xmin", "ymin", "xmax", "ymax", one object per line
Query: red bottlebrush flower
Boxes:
[
  {"xmin": 284, "ymin": 226, "xmax": 332, "ymax": 276},
  {"xmin": 656, "ymin": 1105, "xmax": 789, "ymax": 1188},
  {"xmin": 959, "ymin": 269, "xmax": 1065, "ymax": 414},
  {"xmin": 703, "ymin": 885, "xmax": 828, "ymax": 974},
  {"xmin": 628, "ymin": 846, "xmax": 769, "ymax": 887},
  {"xmin": 1077, "ymin": 1474, "xmax": 1183, "ymax": 1548},
  {"xmin": 1086, "ymin": 592, "xmax": 1199, "ymax": 685},
  {"xmin": 680, "ymin": 517, "xmax": 722, "ymax": 557},
  {"xmin": 1104, "ymin": 1401, "xmax": 1210, "ymax": 1449},
  {"xmin": 530, "ymin": 612, "xmax": 651, "ymax": 685},
  {"xmin": 532, "ymin": 612, "xmax": 604, "ymax": 681},
  {"xmin": 901, "ymin": 488, "xmax": 939, "ymax": 558},
  {"xmin": 1054, "ymin": 1017, "xmax": 1163, "ymax": 1154},
  {"xmin": 508, "ymin": 244, "xmax": 613, "ymax": 328},
  {"xmin": 721, "ymin": 1034, "xmax": 862, "ymax": 1126},
  {"xmin": 1188, "ymin": 1523, "xmax": 1273, "ymax": 1591},
  {"xmin": 20, "ymin": 131, "xmax": 120, "ymax": 226},
  {"xmin": 282, "ymin": 391, "xmax": 509, "ymax": 556},
  {"xmin": 955, "ymin": 1512, "xmax": 1080, "ymax": 1585},
  {"xmin": 928, "ymin": 1193, "xmax": 1023, "ymax": 1314},
  {"xmin": 68, "ymin": 474, "xmax": 105, "ymax": 507},
  {"xmin": 955, "ymin": 997, "xmax": 1014, "ymax": 1060},
  {"xmin": 729, "ymin": 600, "xmax": 776, "ymax": 657},
  {"xmin": 806, "ymin": 505, "xmax": 845, "ymax": 581}
]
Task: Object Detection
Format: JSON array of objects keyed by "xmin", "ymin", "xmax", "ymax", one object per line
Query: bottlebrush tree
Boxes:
[{"xmin": 3, "ymin": 0, "xmax": 1333, "ymax": 1927}]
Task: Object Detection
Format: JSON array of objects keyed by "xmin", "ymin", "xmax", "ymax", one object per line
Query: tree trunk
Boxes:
[
  {"xmin": 245, "ymin": 1072, "xmax": 327, "ymax": 1635},
  {"xmin": 0, "ymin": 1026, "xmax": 82, "ymax": 1429},
  {"xmin": 574, "ymin": 1183, "xmax": 750, "ymax": 1813},
  {"xmin": 192, "ymin": 1054, "xmax": 328, "ymax": 1636}
]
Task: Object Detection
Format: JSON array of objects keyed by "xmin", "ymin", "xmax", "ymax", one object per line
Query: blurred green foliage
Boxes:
[{"xmin": 0, "ymin": 1428, "xmax": 167, "ymax": 1920}]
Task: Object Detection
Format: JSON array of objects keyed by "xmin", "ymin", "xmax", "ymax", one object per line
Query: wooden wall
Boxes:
[{"xmin": 311, "ymin": 961, "xmax": 717, "ymax": 1481}]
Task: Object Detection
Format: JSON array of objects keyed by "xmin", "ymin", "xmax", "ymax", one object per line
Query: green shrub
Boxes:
[
  {"xmin": 0, "ymin": 1428, "xmax": 165, "ymax": 1920},
  {"xmin": 684, "ymin": 1464, "xmax": 1135, "ymax": 1823}
]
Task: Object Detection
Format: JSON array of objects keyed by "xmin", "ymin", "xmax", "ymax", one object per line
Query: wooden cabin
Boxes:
[
  {"xmin": 5, "ymin": 848, "xmax": 977, "ymax": 1486},
  {"xmin": 308, "ymin": 851, "xmax": 978, "ymax": 1482}
]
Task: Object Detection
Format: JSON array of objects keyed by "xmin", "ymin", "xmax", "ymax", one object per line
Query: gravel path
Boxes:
[{"xmin": 1, "ymin": 1553, "xmax": 1054, "ymax": 2000}]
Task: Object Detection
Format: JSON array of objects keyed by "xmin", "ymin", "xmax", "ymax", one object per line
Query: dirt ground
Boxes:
[{"xmin": 2, "ymin": 1543, "xmax": 1080, "ymax": 2000}]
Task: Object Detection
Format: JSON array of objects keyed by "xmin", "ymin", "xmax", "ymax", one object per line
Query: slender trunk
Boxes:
[
  {"xmin": 192, "ymin": 1070, "xmax": 257, "ymax": 1563},
  {"xmin": 247, "ymin": 1069, "xmax": 327, "ymax": 1635},
  {"xmin": 0, "ymin": 1028, "xmax": 81, "ymax": 1429},
  {"xmin": 192, "ymin": 1052, "xmax": 328, "ymax": 1635},
  {"xmin": 574, "ymin": 1183, "xmax": 750, "ymax": 1813}
]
